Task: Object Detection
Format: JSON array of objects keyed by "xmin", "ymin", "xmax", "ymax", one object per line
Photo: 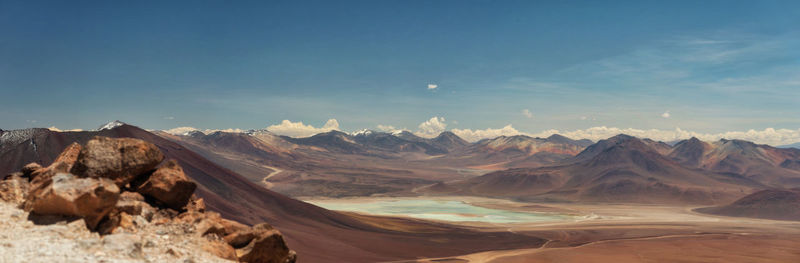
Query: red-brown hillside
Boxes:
[{"xmin": 0, "ymin": 124, "xmax": 546, "ymax": 262}]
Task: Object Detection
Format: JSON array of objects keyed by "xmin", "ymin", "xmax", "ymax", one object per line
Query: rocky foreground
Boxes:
[{"xmin": 0, "ymin": 136, "xmax": 296, "ymax": 263}]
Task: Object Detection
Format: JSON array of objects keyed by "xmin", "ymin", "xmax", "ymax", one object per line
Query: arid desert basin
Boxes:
[{"xmin": 3, "ymin": 1, "xmax": 800, "ymax": 262}]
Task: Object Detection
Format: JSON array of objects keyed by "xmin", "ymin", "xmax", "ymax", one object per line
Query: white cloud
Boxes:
[
  {"xmin": 522, "ymin": 109, "xmax": 533, "ymax": 118},
  {"xmin": 47, "ymin": 126, "xmax": 83, "ymax": 132},
  {"xmin": 661, "ymin": 111, "xmax": 671, "ymax": 118},
  {"xmin": 446, "ymin": 124, "xmax": 800, "ymax": 146},
  {"xmin": 163, "ymin": 126, "xmax": 199, "ymax": 135},
  {"xmin": 427, "ymin": 84, "xmax": 438, "ymax": 90},
  {"xmin": 415, "ymin": 117, "xmax": 447, "ymax": 137},
  {"xmin": 451, "ymin": 125, "xmax": 524, "ymax": 142},
  {"xmin": 376, "ymin": 124, "xmax": 396, "ymax": 131},
  {"xmin": 526, "ymin": 126, "xmax": 800, "ymax": 146},
  {"xmin": 266, "ymin": 119, "xmax": 340, "ymax": 138},
  {"xmin": 212, "ymin": 128, "xmax": 246, "ymax": 133},
  {"xmin": 163, "ymin": 116, "xmax": 175, "ymax": 120},
  {"xmin": 163, "ymin": 126, "xmax": 246, "ymax": 135},
  {"xmin": 580, "ymin": 116, "xmax": 588, "ymax": 120}
]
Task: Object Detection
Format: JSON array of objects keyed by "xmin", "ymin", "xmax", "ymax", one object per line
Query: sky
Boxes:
[{"xmin": 2, "ymin": 1, "xmax": 800, "ymax": 145}]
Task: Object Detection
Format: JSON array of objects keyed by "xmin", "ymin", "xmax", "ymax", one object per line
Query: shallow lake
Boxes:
[{"xmin": 307, "ymin": 199, "xmax": 571, "ymax": 223}]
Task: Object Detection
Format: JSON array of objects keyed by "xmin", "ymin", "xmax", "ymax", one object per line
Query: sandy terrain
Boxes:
[{"xmin": 304, "ymin": 196, "xmax": 800, "ymax": 263}]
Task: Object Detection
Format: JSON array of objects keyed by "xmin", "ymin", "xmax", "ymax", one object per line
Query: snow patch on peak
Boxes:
[
  {"xmin": 351, "ymin": 129, "xmax": 373, "ymax": 136},
  {"xmin": 392, "ymin": 130, "xmax": 410, "ymax": 136},
  {"xmin": 98, "ymin": 120, "xmax": 125, "ymax": 131}
]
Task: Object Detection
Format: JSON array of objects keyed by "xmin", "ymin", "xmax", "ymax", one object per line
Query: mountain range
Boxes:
[
  {"xmin": 4, "ymin": 121, "xmax": 800, "ymax": 261},
  {"xmin": 0, "ymin": 123, "xmax": 546, "ymax": 263},
  {"xmin": 151, "ymin": 125, "xmax": 800, "ymax": 205},
  {"xmin": 429, "ymin": 134, "xmax": 800, "ymax": 204}
]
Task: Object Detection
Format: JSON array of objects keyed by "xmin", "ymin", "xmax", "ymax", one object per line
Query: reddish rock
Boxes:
[
  {"xmin": 29, "ymin": 167, "xmax": 53, "ymax": 186},
  {"xmin": 203, "ymin": 240, "xmax": 238, "ymax": 261},
  {"xmin": 135, "ymin": 160, "xmax": 196, "ymax": 210},
  {"xmin": 184, "ymin": 195, "xmax": 206, "ymax": 213},
  {"xmin": 97, "ymin": 211, "xmax": 136, "ymax": 235},
  {"xmin": 120, "ymin": 191, "xmax": 146, "ymax": 202},
  {"xmin": 21, "ymin": 163, "xmax": 42, "ymax": 177},
  {"xmin": 48, "ymin": 142, "xmax": 82, "ymax": 173},
  {"xmin": 116, "ymin": 192, "xmax": 156, "ymax": 221},
  {"xmin": 24, "ymin": 173, "xmax": 120, "ymax": 229},
  {"xmin": 70, "ymin": 136, "xmax": 164, "ymax": 187},
  {"xmin": 185, "ymin": 211, "xmax": 227, "ymax": 236},
  {"xmin": 235, "ymin": 226, "xmax": 296, "ymax": 263},
  {"xmin": 224, "ymin": 223, "xmax": 274, "ymax": 248}
]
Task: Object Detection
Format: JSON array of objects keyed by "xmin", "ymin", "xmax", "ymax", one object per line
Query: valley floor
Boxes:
[{"xmin": 304, "ymin": 196, "xmax": 800, "ymax": 263}]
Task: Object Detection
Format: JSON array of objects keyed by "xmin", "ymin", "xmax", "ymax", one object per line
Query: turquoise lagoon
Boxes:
[{"xmin": 307, "ymin": 199, "xmax": 570, "ymax": 223}]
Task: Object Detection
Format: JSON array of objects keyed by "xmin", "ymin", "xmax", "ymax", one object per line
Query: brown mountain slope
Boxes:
[
  {"xmin": 429, "ymin": 134, "xmax": 592, "ymax": 169},
  {"xmin": 448, "ymin": 135, "xmax": 757, "ymax": 205},
  {"xmin": 669, "ymin": 138, "xmax": 800, "ymax": 186},
  {"xmin": 164, "ymin": 130, "xmax": 443, "ymax": 198},
  {"xmin": 696, "ymin": 189, "xmax": 800, "ymax": 221},
  {"xmin": 0, "ymin": 124, "xmax": 546, "ymax": 262}
]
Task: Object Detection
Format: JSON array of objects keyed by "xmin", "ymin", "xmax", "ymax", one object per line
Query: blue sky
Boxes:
[{"xmin": 2, "ymin": 1, "xmax": 800, "ymax": 143}]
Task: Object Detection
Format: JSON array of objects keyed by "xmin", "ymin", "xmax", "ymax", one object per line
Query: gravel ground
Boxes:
[{"xmin": 0, "ymin": 202, "xmax": 231, "ymax": 263}]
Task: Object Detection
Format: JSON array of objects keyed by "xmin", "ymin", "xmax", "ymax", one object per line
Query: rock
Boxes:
[
  {"xmin": 224, "ymin": 231, "xmax": 257, "ymax": 249},
  {"xmin": 23, "ymin": 173, "xmax": 120, "ymax": 229},
  {"xmin": 70, "ymin": 136, "xmax": 164, "ymax": 187},
  {"xmin": 21, "ymin": 163, "xmax": 42, "ymax": 177},
  {"xmin": 29, "ymin": 167, "xmax": 54, "ymax": 187},
  {"xmin": 3, "ymin": 171, "xmax": 23, "ymax": 181},
  {"xmin": 0, "ymin": 173, "xmax": 30, "ymax": 204},
  {"xmin": 48, "ymin": 142, "xmax": 82, "ymax": 174},
  {"xmin": 184, "ymin": 196, "xmax": 206, "ymax": 213},
  {"xmin": 97, "ymin": 211, "xmax": 136, "ymax": 235},
  {"xmin": 224, "ymin": 223, "xmax": 272, "ymax": 248},
  {"xmin": 120, "ymin": 191, "xmax": 146, "ymax": 202},
  {"xmin": 235, "ymin": 227, "xmax": 296, "ymax": 263},
  {"xmin": 135, "ymin": 160, "xmax": 196, "ymax": 210},
  {"xmin": 116, "ymin": 192, "xmax": 156, "ymax": 221},
  {"xmin": 186, "ymin": 211, "xmax": 226, "ymax": 236},
  {"xmin": 203, "ymin": 240, "xmax": 237, "ymax": 261},
  {"xmin": 178, "ymin": 211, "xmax": 247, "ymax": 239},
  {"xmin": 221, "ymin": 219, "xmax": 250, "ymax": 235}
]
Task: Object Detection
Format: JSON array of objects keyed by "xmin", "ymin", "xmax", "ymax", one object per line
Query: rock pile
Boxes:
[{"xmin": 0, "ymin": 136, "xmax": 296, "ymax": 263}]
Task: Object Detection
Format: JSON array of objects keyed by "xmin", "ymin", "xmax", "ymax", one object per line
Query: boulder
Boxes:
[
  {"xmin": 29, "ymin": 167, "xmax": 54, "ymax": 186},
  {"xmin": 3, "ymin": 171, "xmax": 22, "ymax": 181},
  {"xmin": 184, "ymin": 195, "xmax": 206, "ymax": 213},
  {"xmin": 135, "ymin": 160, "xmax": 196, "ymax": 210},
  {"xmin": 235, "ymin": 226, "xmax": 297, "ymax": 263},
  {"xmin": 224, "ymin": 223, "xmax": 273, "ymax": 248},
  {"xmin": 21, "ymin": 162, "xmax": 42, "ymax": 177},
  {"xmin": 203, "ymin": 240, "xmax": 238, "ymax": 261},
  {"xmin": 115, "ymin": 192, "xmax": 156, "ymax": 221},
  {"xmin": 70, "ymin": 136, "xmax": 164, "ymax": 187},
  {"xmin": 183, "ymin": 211, "xmax": 227, "ymax": 236},
  {"xmin": 23, "ymin": 173, "xmax": 120, "ymax": 229},
  {"xmin": 97, "ymin": 211, "xmax": 136, "ymax": 235},
  {"xmin": 48, "ymin": 142, "xmax": 82, "ymax": 173}
]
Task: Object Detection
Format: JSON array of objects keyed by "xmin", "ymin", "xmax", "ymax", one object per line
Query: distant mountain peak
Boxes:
[
  {"xmin": 350, "ymin": 129, "xmax": 374, "ymax": 136},
  {"xmin": 546, "ymin": 134, "xmax": 568, "ymax": 140},
  {"xmin": 609, "ymin": 133, "xmax": 635, "ymax": 141},
  {"xmin": 98, "ymin": 120, "xmax": 126, "ymax": 131},
  {"xmin": 390, "ymin": 130, "xmax": 407, "ymax": 136},
  {"xmin": 434, "ymin": 131, "xmax": 463, "ymax": 140},
  {"xmin": 318, "ymin": 130, "xmax": 349, "ymax": 137}
]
